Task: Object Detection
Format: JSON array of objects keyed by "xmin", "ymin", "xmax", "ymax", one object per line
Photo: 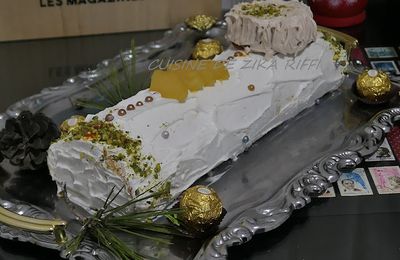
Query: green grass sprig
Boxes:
[
  {"xmin": 63, "ymin": 184, "xmax": 190, "ymax": 260},
  {"xmin": 76, "ymin": 39, "xmax": 146, "ymax": 111}
]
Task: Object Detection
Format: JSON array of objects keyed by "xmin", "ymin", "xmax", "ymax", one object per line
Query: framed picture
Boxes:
[
  {"xmin": 366, "ymin": 138, "xmax": 396, "ymax": 162},
  {"xmin": 318, "ymin": 187, "xmax": 336, "ymax": 198},
  {"xmin": 370, "ymin": 61, "xmax": 400, "ymax": 75},
  {"xmin": 365, "ymin": 47, "xmax": 398, "ymax": 59},
  {"xmin": 369, "ymin": 166, "xmax": 400, "ymax": 194},
  {"xmin": 337, "ymin": 168, "xmax": 373, "ymax": 196}
]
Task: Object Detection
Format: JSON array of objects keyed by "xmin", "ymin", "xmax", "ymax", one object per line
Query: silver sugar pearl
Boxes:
[
  {"xmin": 161, "ymin": 130, "xmax": 170, "ymax": 139},
  {"xmin": 242, "ymin": 135, "xmax": 249, "ymax": 144},
  {"xmin": 105, "ymin": 114, "xmax": 114, "ymax": 122}
]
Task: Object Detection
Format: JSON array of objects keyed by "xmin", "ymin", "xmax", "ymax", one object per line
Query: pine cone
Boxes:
[{"xmin": 0, "ymin": 111, "xmax": 60, "ymax": 170}]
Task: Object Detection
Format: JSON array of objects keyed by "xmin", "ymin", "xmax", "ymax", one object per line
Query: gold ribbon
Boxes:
[{"xmin": 0, "ymin": 206, "xmax": 67, "ymax": 242}]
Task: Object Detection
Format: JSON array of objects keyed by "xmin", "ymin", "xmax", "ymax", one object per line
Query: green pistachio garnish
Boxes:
[
  {"xmin": 241, "ymin": 3, "xmax": 286, "ymax": 17},
  {"xmin": 112, "ymin": 153, "xmax": 126, "ymax": 161},
  {"xmin": 322, "ymin": 32, "xmax": 345, "ymax": 62},
  {"xmin": 154, "ymin": 163, "xmax": 161, "ymax": 173},
  {"xmin": 157, "ymin": 181, "xmax": 171, "ymax": 199},
  {"xmin": 61, "ymin": 118, "xmax": 161, "ymax": 180}
]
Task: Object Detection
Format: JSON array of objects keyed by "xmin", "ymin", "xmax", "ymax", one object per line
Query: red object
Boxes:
[
  {"xmin": 387, "ymin": 127, "xmax": 400, "ymax": 161},
  {"xmin": 309, "ymin": 0, "xmax": 368, "ymax": 28}
]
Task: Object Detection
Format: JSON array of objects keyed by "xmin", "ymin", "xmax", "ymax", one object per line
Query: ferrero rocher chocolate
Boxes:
[
  {"xmin": 356, "ymin": 69, "xmax": 392, "ymax": 103},
  {"xmin": 179, "ymin": 185, "xmax": 223, "ymax": 231},
  {"xmin": 60, "ymin": 115, "xmax": 85, "ymax": 133},
  {"xmin": 192, "ymin": 39, "xmax": 223, "ymax": 60},
  {"xmin": 185, "ymin": 15, "xmax": 216, "ymax": 31}
]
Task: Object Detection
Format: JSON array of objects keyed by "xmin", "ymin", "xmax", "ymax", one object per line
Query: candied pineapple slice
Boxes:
[
  {"xmin": 168, "ymin": 61, "xmax": 206, "ymax": 91},
  {"xmin": 167, "ymin": 62, "xmax": 184, "ymax": 71},
  {"xmin": 195, "ymin": 60, "xmax": 224, "ymax": 86},
  {"xmin": 180, "ymin": 70, "xmax": 204, "ymax": 92},
  {"xmin": 149, "ymin": 70, "xmax": 188, "ymax": 102},
  {"xmin": 197, "ymin": 70, "xmax": 217, "ymax": 87},
  {"xmin": 212, "ymin": 61, "xmax": 230, "ymax": 80},
  {"xmin": 151, "ymin": 60, "xmax": 230, "ymax": 101}
]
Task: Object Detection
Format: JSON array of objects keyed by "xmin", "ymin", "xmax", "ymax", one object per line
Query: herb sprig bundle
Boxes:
[
  {"xmin": 64, "ymin": 184, "xmax": 190, "ymax": 260},
  {"xmin": 76, "ymin": 39, "xmax": 146, "ymax": 110}
]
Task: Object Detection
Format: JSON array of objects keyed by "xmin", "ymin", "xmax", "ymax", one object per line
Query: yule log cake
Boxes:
[{"xmin": 48, "ymin": 0, "xmax": 347, "ymax": 211}]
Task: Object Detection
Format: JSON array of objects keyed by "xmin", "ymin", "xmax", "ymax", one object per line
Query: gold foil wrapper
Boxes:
[
  {"xmin": 356, "ymin": 69, "xmax": 392, "ymax": 102},
  {"xmin": 192, "ymin": 39, "xmax": 223, "ymax": 60},
  {"xmin": 185, "ymin": 15, "xmax": 216, "ymax": 31},
  {"xmin": 180, "ymin": 185, "xmax": 223, "ymax": 230},
  {"xmin": 60, "ymin": 115, "xmax": 85, "ymax": 133}
]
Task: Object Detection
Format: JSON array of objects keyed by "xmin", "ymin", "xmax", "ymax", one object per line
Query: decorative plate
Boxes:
[{"xmin": 1, "ymin": 20, "xmax": 399, "ymax": 260}]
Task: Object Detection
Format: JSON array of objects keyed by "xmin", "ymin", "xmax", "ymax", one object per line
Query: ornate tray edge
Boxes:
[
  {"xmin": 2, "ymin": 108, "xmax": 398, "ymax": 260},
  {"xmin": 0, "ymin": 19, "xmax": 390, "ymax": 260},
  {"xmin": 195, "ymin": 108, "xmax": 400, "ymax": 259}
]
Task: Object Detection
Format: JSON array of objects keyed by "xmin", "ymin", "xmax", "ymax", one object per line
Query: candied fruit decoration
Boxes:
[
  {"xmin": 176, "ymin": 70, "xmax": 204, "ymax": 92},
  {"xmin": 195, "ymin": 61, "xmax": 217, "ymax": 87},
  {"xmin": 167, "ymin": 61, "xmax": 204, "ymax": 92},
  {"xmin": 150, "ymin": 60, "xmax": 230, "ymax": 101},
  {"xmin": 167, "ymin": 62, "xmax": 183, "ymax": 71},
  {"xmin": 176, "ymin": 60, "xmax": 221, "ymax": 87},
  {"xmin": 149, "ymin": 70, "xmax": 188, "ymax": 102},
  {"xmin": 185, "ymin": 71, "xmax": 205, "ymax": 92},
  {"xmin": 212, "ymin": 61, "xmax": 230, "ymax": 81}
]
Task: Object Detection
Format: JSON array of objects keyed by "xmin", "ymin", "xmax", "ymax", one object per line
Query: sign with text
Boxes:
[{"xmin": 0, "ymin": 0, "xmax": 221, "ymax": 41}]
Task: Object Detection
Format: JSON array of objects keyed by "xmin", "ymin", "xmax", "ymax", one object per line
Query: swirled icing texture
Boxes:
[
  {"xmin": 48, "ymin": 36, "xmax": 345, "ymax": 212},
  {"xmin": 225, "ymin": 0, "xmax": 318, "ymax": 58}
]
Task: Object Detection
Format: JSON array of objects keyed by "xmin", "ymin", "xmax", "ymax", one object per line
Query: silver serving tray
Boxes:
[{"xmin": 1, "ymin": 21, "xmax": 399, "ymax": 260}]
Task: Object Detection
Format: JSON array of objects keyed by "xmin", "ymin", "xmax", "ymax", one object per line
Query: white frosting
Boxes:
[
  {"xmin": 225, "ymin": 0, "xmax": 317, "ymax": 58},
  {"xmin": 48, "ymin": 36, "xmax": 345, "ymax": 212}
]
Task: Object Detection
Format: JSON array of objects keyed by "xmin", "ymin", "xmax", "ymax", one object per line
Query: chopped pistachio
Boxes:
[
  {"xmin": 61, "ymin": 118, "xmax": 162, "ymax": 180},
  {"xmin": 113, "ymin": 153, "xmax": 126, "ymax": 161},
  {"xmin": 154, "ymin": 163, "xmax": 161, "ymax": 174},
  {"xmin": 241, "ymin": 3, "xmax": 286, "ymax": 17},
  {"xmin": 322, "ymin": 32, "xmax": 345, "ymax": 62},
  {"xmin": 155, "ymin": 181, "xmax": 171, "ymax": 199}
]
